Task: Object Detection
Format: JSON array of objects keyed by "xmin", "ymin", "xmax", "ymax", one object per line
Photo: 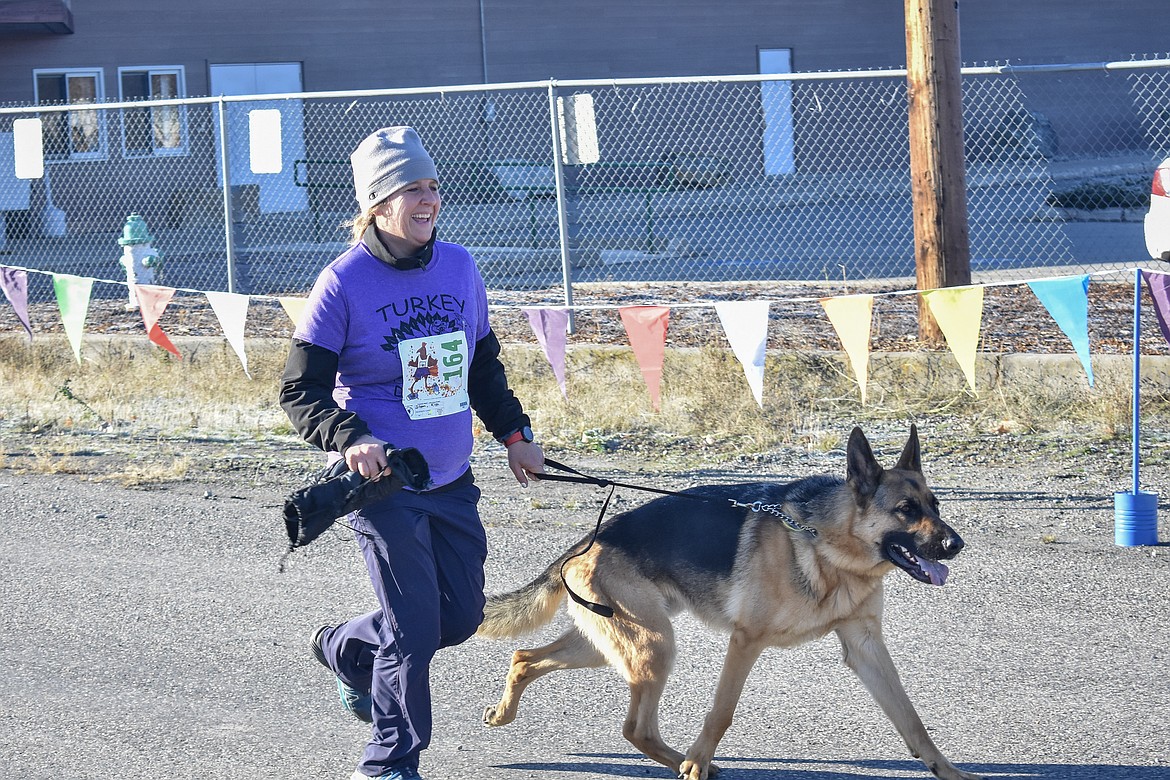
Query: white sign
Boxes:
[
  {"xmin": 249, "ymin": 109, "xmax": 283, "ymax": 174},
  {"xmin": 13, "ymin": 118, "xmax": 44, "ymax": 181},
  {"xmin": 557, "ymin": 93, "xmax": 600, "ymax": 166}
]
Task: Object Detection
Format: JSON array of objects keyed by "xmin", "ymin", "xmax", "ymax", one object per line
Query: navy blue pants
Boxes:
[{"xmin": 315, "ymin": 481, "xmax": 487, "ymax": 777}]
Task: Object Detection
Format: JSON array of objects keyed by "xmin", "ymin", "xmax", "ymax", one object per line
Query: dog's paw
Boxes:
[
  {"xmin": 482, "ymin": 704, "xmax": 513, "ymax": 727},
  {"xmin": 929, "ymin": 762, "xmax": 984, "ymax": 780},
  {"xmin": 677, "ymin": 759, "xmax": 719, "ymax": 780}
]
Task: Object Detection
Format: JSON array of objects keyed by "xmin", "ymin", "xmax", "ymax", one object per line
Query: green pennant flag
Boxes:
[{"xmin": 52, "ymin": 274, "xmax": 93, "ymax": 364}]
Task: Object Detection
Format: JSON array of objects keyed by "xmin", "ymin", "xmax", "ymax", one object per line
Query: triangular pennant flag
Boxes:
[
  {"xmin": 134, "ymin": 285, "xmax": 182, "ymax": 358},
  {"xmin": 523, "ymin": 307, "xmax": 569, "ymax": 399},
  {"xmin": 619, "ymin": 305, "xmax": 670, "ymax": 411},
  {"xmin": 206, "ymin": 291, "xmax": 251, "ymax": 378},
  {"xmin": 52, "ymin": 273, "xmax": 93, "ymax": 364},
  {"xmin": 714, "ymin": 300, "xmax": 769, "ymax": 407},
  {"xmin": 820, "ymin": 294, "xmax": 874, "ymax": 404},
  {"xmin": 1027, "ymin": 275, "xmax": 1094, "ymax": 386},
  {"xmin": 1143, "ymin": 270, "xmax": 1170, "ymax": 348},
  {"xmin": 278, "ymin": 296, "xmax": 308, "ymax": 328},
  {"xmin": 0, "ymin": 266, "xmax": 33, "ymax": 341},
  {"xmin": 921, "ymin": 285, "xmax": 984, "ymax": 393}
]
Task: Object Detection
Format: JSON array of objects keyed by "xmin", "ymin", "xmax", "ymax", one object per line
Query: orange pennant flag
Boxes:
[
  {"xmin": 134, "ymin": 284, "xmax": 182, "ymax": 359},
  {"xmin": 619, "ymin": 305, "xmax": 670, "ymax": 411}
]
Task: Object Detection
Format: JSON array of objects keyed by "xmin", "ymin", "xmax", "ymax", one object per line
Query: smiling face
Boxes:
[{"xmin": 372, "ymin": 178, "xmax": 441, "ymax": 257}]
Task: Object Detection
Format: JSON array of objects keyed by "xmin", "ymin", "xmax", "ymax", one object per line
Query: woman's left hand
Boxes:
[{"xmin": 506, "ymin": 440, "xmax": 545, "ymax": 487}]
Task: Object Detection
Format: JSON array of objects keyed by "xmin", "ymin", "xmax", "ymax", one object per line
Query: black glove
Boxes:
[{"xmin": 282, "ymin": 446, "xmax": 432, "ymax": 550}]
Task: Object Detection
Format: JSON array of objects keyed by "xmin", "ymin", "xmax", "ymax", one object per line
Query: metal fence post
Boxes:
[
  {"xmin": 547, "ymin": 81, "xmax": 576, "ymax": 332},
  {"xmin": 216, "ymin": 95, "xmax": 237, "ymax": 294}
]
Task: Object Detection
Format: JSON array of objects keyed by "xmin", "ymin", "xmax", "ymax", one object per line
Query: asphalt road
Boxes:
[{"xmin": 1, "ymin": 445, "xmax": 1168, "ymax": 780}]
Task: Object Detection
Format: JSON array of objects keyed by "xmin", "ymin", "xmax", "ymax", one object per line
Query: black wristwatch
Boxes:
[{"xmin": 500, "ymin": 425, "xmax": 534, "ymax": 447}]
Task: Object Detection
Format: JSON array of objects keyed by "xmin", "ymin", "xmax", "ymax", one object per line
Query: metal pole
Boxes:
[
  {"xmin": 478, "ymin": 0, "xmax": 489, "ymax": 84},
  {"xmin": 217, "ymin": 96, "xmax": 237, "ymax": 294},
  {"xmin": 547, "ymin": 82, "xmax": 575, "ymax": 332},
  {"xmin": 1132, "ymin": 267, "xmax": 1142, "ymax": 495}
]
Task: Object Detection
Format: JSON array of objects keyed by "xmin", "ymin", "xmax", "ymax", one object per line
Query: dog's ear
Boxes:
[
  {"xmin": 846, "ymin": 426, "xmax": 883, "ymax": 499},
  {"xmin": 894, "ymin": 423, "xmax": 922, "ymax": 474}
]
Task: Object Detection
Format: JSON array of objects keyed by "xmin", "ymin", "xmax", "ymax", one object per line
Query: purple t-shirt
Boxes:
[{"xmin": 294, "ymin": 239, "xmax": 491, "ymax": 487}]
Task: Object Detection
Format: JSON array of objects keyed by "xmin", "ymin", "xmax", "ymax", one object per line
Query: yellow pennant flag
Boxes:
[
  {"xmin": 921, "ymin": 285, "xmax": 985, "ymax": 392},
  {"xmin": 820, "ymin": 294, "xmax": 874, "ymax": 404},
  {"xmin": 278, "ymin": 296, "xmax": 308, "ymax": 328}
]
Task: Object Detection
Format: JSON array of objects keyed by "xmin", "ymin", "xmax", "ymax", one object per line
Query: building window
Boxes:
[
  {"xmin": 118, "ymin": 66, "xmax": 187, "ymax": 157},
  {"xmin": 33, "ymin": 68, "xmax": 106, "ymax": 161}
]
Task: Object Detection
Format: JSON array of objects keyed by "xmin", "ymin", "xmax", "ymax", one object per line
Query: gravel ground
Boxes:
[
  {"xmin": 2, "ymin": 276, "xmax": 1169, "ymax": 779},
  {"xmin": 2, "ymin": 424, "xmax": 1168, "ymax": 779}
]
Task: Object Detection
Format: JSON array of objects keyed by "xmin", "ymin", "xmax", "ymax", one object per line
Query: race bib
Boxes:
[{"xmin": 397, "ymin": 331, "xmax": 470, "ymax": 420}]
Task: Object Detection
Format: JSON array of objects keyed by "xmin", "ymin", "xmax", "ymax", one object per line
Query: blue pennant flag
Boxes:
[{"xmin": 1027, "ymin": 275, "xmax": 1093, "ymax": 386}]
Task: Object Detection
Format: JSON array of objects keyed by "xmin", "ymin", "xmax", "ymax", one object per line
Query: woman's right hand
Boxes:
[{"xmin": 343, "ymin": 435, "xmax": 391, "ymax": 480}]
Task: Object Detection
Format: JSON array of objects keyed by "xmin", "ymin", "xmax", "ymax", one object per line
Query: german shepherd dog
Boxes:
[{"xmin": 477, "ymin": 426, "xmax": 982, "ymax": 780}]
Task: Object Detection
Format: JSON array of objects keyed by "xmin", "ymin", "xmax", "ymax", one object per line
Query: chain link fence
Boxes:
[{"xmin": 2, "ymin": 58, "xmax": 1169, "ymax": 306}]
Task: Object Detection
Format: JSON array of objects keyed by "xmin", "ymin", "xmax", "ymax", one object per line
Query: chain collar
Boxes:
[{"xmin": 727, "ymin": 499, "xmax": 818, "ymax": 536}]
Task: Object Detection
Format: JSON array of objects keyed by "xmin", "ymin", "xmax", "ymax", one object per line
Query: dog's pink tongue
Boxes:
[{"xmin": 924, "ymin": 559, "xmax": 950, "ymax": 586}]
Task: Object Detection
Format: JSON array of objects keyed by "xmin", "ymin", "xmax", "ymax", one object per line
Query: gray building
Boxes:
[
  {"xmin": 1, "ymin": 1, "xmax": 1166, "ymax": 103},
  {"xmin": 1, "ymin": 2, "xmax": 1167, "ymax": 294}
]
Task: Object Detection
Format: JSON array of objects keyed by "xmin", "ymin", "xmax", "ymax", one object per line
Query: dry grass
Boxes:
[
  {"xmin": 0, "ymin": 335, "xmax": 289, "ymax": 438},
  {"xmin": 94, "ymin": 456, "xmax": 192, "ymax": 487},
  {"xmin": 502, "ymin": 342, "xmax": 1164, "ymax": 456},
  {"xmin": 0, "ymin": 334, "xmax": 1166, "ymax": 472}
]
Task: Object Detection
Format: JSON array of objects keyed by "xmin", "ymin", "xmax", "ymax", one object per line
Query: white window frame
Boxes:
[
  {"xmin": 32, "ymin": 67, "xmax": 108, "ymax": 162},
  {"xmin": 117, "ymin": 65, "xmax": 189, "ymax": 158}
]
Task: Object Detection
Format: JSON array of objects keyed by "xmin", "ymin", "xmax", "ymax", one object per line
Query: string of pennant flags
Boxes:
[{"xmin": 2, "ymin": 263, "xmax": 1170, "ymax": 408}]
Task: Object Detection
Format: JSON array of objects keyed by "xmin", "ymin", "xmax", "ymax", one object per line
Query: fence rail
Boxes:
[{"xmin": 2, "ymin": 58, "xmax": 1170, "ymax": 307}]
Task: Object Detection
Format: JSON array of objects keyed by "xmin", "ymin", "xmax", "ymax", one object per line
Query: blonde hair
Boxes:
[{"xmin": 346, "ymin": 208, "xmax": 378, "ymax": 245}]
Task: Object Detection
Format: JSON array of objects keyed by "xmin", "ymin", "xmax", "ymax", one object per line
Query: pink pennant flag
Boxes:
[
  {"xmin": 134, "ymin": 285, "xmax": 182, "ymax": 358},
  {"xmin": 619, "ymin": 305, "xmax": 670, "ymax": 411},
  {"xmin": 0, "ymin": 266, "xmax": 33, "ymax": 340},
  {"xmin": 1144, "ymin": 271, "xmax": 1170, "ymax": 348},
  {"xmin": 524, "ymin": 307, "xmax": 569, "ymax": 399}
]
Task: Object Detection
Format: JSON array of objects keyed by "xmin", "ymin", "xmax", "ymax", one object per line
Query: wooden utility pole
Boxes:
[{"xmin": 905, "ymin": 0, "xmax": 971, "ymax": 342}]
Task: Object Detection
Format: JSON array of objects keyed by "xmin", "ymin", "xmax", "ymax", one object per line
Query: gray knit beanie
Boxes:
[{"xmin": 350, "ymin": 126, "xmax": 438, "ymax": 208}]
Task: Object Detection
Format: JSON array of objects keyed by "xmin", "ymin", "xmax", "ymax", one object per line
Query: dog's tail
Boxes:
[{"xmin": 477, "ymin": 541, "xmax": 586, "ymax": 639}]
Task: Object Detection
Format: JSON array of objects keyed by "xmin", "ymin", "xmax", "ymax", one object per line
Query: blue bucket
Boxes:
[{"xmin": 1114, "ymin": 491, "xmax": 1159, "ymax": 546}]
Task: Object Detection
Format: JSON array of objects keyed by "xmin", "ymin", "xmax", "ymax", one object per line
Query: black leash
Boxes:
[
  {"xmin": 537, "ymin": 457, "xmax": 715, "ymax": 501},
  {"xmin": 534, "ymin": 457, "xmax": 817, "ymax": 619}
]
